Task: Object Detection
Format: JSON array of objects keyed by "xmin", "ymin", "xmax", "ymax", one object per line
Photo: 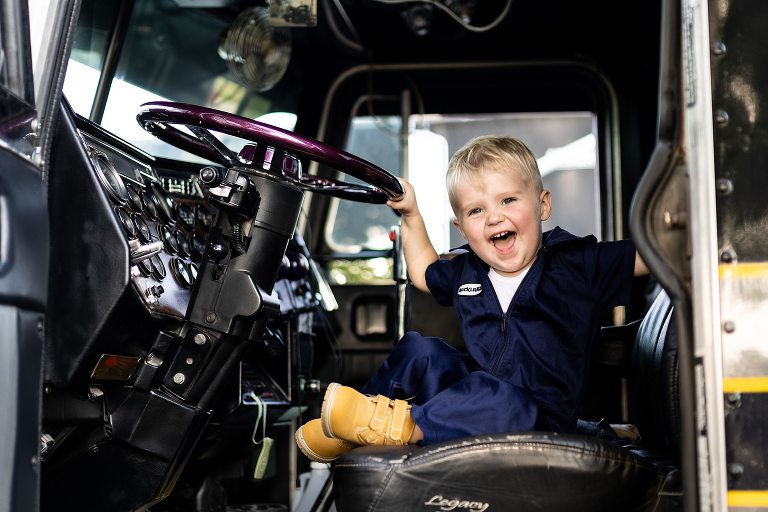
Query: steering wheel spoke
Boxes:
[
  {"xmin": 294, "ymin": 175, "xmax": 390, "ymax": 203},
  {"xmin": 187, "ymin": 125, "xmax": 239, "ymax": 166}
]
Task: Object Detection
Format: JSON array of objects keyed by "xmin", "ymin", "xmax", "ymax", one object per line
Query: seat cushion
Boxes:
[{"xmin": 333, "ymin": 432, "xmax": 665, "ymax": 512}]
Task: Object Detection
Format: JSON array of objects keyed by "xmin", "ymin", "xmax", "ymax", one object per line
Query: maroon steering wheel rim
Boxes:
[{"xmin": 136, "ymin": 101, "xmax": 403, "ymax": 203}]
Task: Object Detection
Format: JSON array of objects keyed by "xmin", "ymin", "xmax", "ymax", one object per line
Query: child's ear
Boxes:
[
  {"xmin": 452, "ymin": 217, "xmax": 466, "ymax": 239},
  {"xmin": 539, "ymin": 189, "xmax": 552, "ymax": 221}
]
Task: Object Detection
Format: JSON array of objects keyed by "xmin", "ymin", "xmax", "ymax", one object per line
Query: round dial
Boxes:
[
  {"xmin": 141, "ymin": 191, "xmax": 158, "ymax": 220},
  {"xmin": 176, "ymin": 231, "xmax": 191, "ymax": 257},
  {"xmin": 159, "ymin": 225, "xmax": 179, "ymax": 254},
  {"xmin": 133, "ymin": 214, "xmax": 152, "ymax": 243},
  {"xmin": 149, "ymin": 181, "xmax": 176, "ymax": 224},
  {"xmin": 190, "ymin": 233, "xmax": 206, "ymax": 262},
  {"xmin": 126, "ymin": 183, "xmax": 144, "ymax": 212},
  {"xmin": 177, "ymin": 203, "xmax": 195, "ymax": 231},
  {"xmin": 170, "ymin": 258, "xmax": 194, "ymax": 289},
  {"xmin": 149, "ymin": 254, "xmax": 166, "ymax": 280},
  {"xmin": 137, "ymin": 259, "xmax": 152, "ymax": 277},
  {"xmin": 116, "ymin": 207, "xmax": 137, "ymax": 238},
  {"xmin": 195, "ymin": 204, "xmax": 214, "ymax": 231},
  {"xmin": 92, "ymin": 151, "xmax": 128, "ymax": 205}
]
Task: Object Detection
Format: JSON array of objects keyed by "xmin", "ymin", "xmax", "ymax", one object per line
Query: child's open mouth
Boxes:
[{"xmin": 490, "ymin": 231, "xmax": 516, "ymax": 252}]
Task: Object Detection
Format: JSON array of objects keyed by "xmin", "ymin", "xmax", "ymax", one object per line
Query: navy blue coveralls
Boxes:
[{"xmin": 360, "ymin": 227, "xmax": 637, "ymax": 444}]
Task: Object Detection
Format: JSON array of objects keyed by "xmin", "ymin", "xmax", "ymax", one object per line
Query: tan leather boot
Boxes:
[
  {"xmin": 321, "ymin": 383, "xmax": 416, "ymax": 446},
  {"xmin": 295, "ymin": 418, "xmax": 357, "ymax": 463}
]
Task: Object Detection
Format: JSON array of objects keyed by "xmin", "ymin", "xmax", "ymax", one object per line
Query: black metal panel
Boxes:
[
  {"xmin": 46, "ymin": 103, "xmax": 132, "ymax": 385},
  {"xmin": 724, "ymin": 393, "xmax": 768, "ymax": 490},
  {"xmin": 710, "ymin": 0, "xmax": 768, "ymax": 262}
]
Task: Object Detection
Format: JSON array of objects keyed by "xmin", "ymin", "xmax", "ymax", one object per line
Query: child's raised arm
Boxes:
[
  {"xmin": 634, "ymin": 251, "xmax": 649, "ymax": 276},
  {"xmin": 387, "ymin": 179, "xmax": 439, "ymax": 293}
]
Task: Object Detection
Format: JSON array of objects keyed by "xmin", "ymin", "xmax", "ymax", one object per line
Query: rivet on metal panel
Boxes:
[
  {"xmin": 725, "ymin": 393, "xmax": 741, "ymax": 407},
  {"xmin": 711, "ymin": 41, "xmax": 727, "ymax": 56},
  {"xmin": 720, "ymin": 249, "xmax": 735, "ymax": 263},
  {"xmin": 728, "ymin": 463, "xmax": 744, "ymax": 476},
  {"xmin": 194, "ymin": 332, "xmax": 208, "ymax": 345},
  {"xmin": 723, "ymin": 320, "xmax": 735, "ymax": 333},
  {"xmin": 716, "ymin": 178, "xmax": 734, "ymax": 195},
  {"xmin": 714, "ymin": 110, "xmax": 729, "ymax": 127},
  {"xmin": 173, "ymin": 373, "xmax": 186, "ymax": 384},
  {"xmin": 205, "ymin": 312, "xmax": 217, "ymax": 323}
]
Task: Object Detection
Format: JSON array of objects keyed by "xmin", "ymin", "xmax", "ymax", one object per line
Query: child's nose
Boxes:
[{"xmin": 487, "ymin": 208, "xmax": 504, "ymax": 224}]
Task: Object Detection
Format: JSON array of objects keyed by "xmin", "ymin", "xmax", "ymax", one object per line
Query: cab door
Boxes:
[{"xmin": 0, "ymin": 2, "xmax": 56, "ymax": 511}]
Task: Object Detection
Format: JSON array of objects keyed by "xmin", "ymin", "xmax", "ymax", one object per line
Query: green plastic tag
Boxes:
[{"xmin": 253, "ymin": 436, "xmax": 273, "ymax": 480}]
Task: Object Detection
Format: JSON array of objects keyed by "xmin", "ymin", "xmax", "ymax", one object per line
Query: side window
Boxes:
[
  {"xmin": 63, "ymin": 1, "xmax": 121, "ymax": 118},
  {"xmin": 330, "ymin": 116, "xmax": 402, "ymax": 252},
  {"xmin": 326, "ymin": 111, "xmax": 600, "ymax": 285}
]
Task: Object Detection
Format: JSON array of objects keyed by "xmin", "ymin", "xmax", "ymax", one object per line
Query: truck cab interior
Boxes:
[{"xmin": 2, "ymin": 0, "xmax": 723, "ymax": 510}]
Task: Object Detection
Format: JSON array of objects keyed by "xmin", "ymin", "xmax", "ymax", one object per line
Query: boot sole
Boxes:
[
  {"xmin": 321, "ymin": 382, "xmax": 342, "ymax": 438},
  {"xmin": 294, "ymin": 424, "xmax": 338, "ymax": 464}
]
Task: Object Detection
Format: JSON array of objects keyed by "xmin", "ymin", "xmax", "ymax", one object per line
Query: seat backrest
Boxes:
[{"xmin": 628, "ymin": 288, "xmax": 680, "ymax": 458}]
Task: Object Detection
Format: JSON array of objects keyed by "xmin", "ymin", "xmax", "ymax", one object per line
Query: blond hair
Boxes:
[{"xmin": 446, "ymin": 136, "xmax": 543, "ymax": 212}]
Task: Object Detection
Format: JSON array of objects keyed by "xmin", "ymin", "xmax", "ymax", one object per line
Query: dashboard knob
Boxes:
[
  {"xmin": 209, "ymin": 241, "xmax": 229, "ymax": 262},
  {"xmin": 199, "ymin": 166, "xmax": 221, "ymax": 187}
]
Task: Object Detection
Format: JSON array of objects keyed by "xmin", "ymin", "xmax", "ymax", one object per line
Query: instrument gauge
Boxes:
[
  {"xmin": 137, "ymin": 259, "xmax": 152, "ymax": 277},
  {"xmin": 126, "ymin": 184, "xmax": 144, "ymax": 212},
  {"xmin": 141, "ymin": 191, "xmax": 158, "ymax": 220},
  {"xmin": 170, "ymin": 258, "xmax": 194, "ymax": 289},
  {"xmin": 176, "ymin": 231, "xmax": 191, "ymax": 257},
  {"xmin": 177, "ymin": 203, "xmax": 195, "ymax": 231},
  {"xmin": 149, "ymin": 254, "xmax": 166, "ymax": 280},
  {"xmin": 195, "ymin": 204, "xmax": 214, "ymax": 231},
  {"xmin": 159, "ymin": 225, "xmax": 179, "ymax": 254},
  {"xmin": 133, "ymin": 214, "xmax": 152, "ymax": 243},
  {"xmin": 190, "ymin": 233, "xmax": 206, "ymax": 262},
  {"xmin": 91, "ymin": 151, "xmax": 128, "ymax": 205},
  {"xmin": 116, "ymin": 206, "xmax": 137, "ymax": 238},
  {"xmin": 149, "ymin": 181, "xmax": 176, "ymax": 224}
]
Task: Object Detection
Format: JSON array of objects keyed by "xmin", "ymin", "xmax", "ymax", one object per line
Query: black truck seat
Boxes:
[{"xmin": 331, "ymin": 290, "xmax": 680, "ymax": 512}]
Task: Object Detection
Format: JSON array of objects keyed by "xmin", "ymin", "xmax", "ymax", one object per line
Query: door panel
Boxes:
[{"xmin": 0, "ymin": 147, "xmax": 48, "ymax": 512}]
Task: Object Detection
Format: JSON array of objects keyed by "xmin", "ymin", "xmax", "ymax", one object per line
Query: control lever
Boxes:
[{"xmin": 129, "ymin": 240, "xmax": 163, "ymax": 263}]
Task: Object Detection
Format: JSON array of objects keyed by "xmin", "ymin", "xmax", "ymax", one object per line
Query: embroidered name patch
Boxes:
[{"xmin": 457, "ymin": 283, "xmax": 482, "ymax": 296}]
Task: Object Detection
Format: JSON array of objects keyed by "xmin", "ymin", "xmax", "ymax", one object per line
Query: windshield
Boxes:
[{"xmin": 63, "ymin": 0, "xmax": 298, "ymax": 162}]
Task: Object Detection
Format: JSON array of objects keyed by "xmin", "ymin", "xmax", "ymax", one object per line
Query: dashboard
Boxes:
[{"xmin": 44, "ymin": 104, "xmax": 322, "ymax": 402}]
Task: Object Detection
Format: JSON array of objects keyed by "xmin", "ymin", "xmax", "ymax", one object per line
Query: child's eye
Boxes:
[
  {"xmin": 502, "ymin": 197, "xmax": 516, "ymax": 205},
  {"xmin": 467, "ymin": 208, "xmax": 481, "ymax": 216}
]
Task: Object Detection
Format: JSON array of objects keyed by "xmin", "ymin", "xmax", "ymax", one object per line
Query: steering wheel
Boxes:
[{"xmin": 136, "ymin": 101, "xmax": 403, "ymax": 203}]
